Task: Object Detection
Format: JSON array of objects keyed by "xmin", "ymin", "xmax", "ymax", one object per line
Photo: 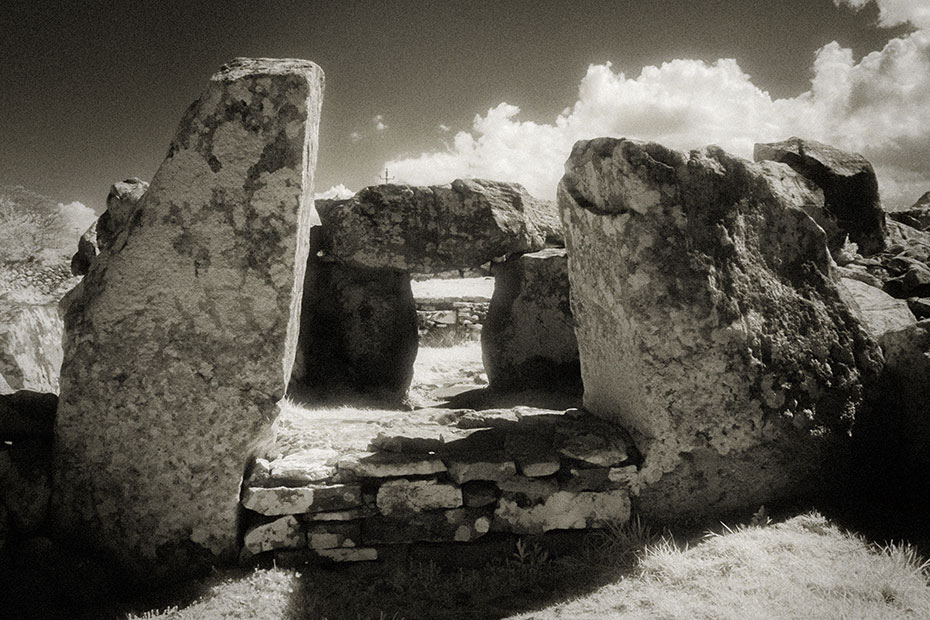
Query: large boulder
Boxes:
[
  {"xmin": 294, "ymin": 252, "xmax": 418, "ymax": 401},
  {"xmin": 754, "ymin": 137, "xmax": 887, "ymax": 255},
  {"xmin": 482, "ymin": 248, "xmax": 580, "ymax": 393},
  {"xmin": 559, "ymin": 138, "xmax": 882, "ymax": 519},
  {"xmin": 0, "ymin": 302, "xmax": 63, "ymax": 394},
  {"xmin": 50, "ymin": 58, "xmax": 324, "ymax": 578},
  {"xmin": 320, "ymin": 179, "xmax": 562, "ymax": 272}
]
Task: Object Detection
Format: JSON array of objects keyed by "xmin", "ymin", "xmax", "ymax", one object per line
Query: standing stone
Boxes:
[
  {"xmin": 559, "ymin": 138, "xmax": 882, "ymax": 519},
  {"xmin": 51, "ymin": 58, "xmax": 324, "ymax": 578},
  {"xmin": 754, "ymin": 137, "xmax": 887, "ymax": 255},
  {"xmin": 482, "ymin": 248, "xmax": 581, "ymax": 393},
  {"xmin": 294, "ymin": 254, "xmax": 417, "ymax": 400},
  {"xmin": 320, "ymin": 179, "xmax": 562, "ymax": 272}
]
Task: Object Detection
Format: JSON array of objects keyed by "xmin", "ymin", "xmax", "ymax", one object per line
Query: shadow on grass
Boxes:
[{"xmin": 279, "ymin": 526, "xmax": 660, "ymax": 620}]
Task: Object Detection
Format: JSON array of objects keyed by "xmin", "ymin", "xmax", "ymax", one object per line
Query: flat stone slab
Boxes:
[
  {"xmin": 337, "ymin": 452, "xmax": 447, "ymax": 478},
  {"xmin": 316, "ymin": 547, "xmax": 377, "ymax": 562},
  {"xmin": 243, "ymin": 516, "xmax": 305, "ymax": 555},
  {"xmin": 376, "ymin": 479, "xmax": 462, "ymax": 515},
  {"xmin": 242, "ymin": 484, "xmax": 362, "ymax": 516},
  {"xmin": 444, "ymin": 451, "xmax": 517, "ymax": 484}
]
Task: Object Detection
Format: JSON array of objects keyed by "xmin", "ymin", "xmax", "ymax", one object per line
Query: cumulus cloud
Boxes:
[
  {"xmin": 386, "ymin": 15, "xmax": 930, "ymax": 208},
  {"xmin": 834, "ymin": 0, "xmax": 930, "ymax": 28},
  {"xmin": 56, "ymin": 201, "xmax": 96, "ymax": 237},
  {"xmin": 314, "ymin": 184, "xmax": 355, "ymax": 200}
]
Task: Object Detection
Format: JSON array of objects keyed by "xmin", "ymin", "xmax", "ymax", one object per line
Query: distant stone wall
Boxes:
[
  {"xmin": 416, "ymin": 300, "xmax": 488, "ymax": 341},
  {"xmin": 239, "ymin": 408, "xmax": 635, "ymax": 564}
]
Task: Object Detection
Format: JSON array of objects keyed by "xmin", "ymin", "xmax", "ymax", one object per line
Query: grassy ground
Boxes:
[{"xmin": 122, "ymin": 511, "xmax": 930, "ymax": 620}]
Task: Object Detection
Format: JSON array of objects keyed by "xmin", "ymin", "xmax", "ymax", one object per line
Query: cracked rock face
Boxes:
[
  {"xmin": 558, "ymin": 138, "xmax": 882, "ymax": 519},
  {"xmin": 50, "ymin": 57, "xmax": 324, "ymax": 578},
  {"xmin": 320, "ymin": 179, "xmax": 562, "ymax": 272}
]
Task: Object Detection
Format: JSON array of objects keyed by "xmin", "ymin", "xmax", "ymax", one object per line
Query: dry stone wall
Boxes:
[
  {"xmin": 50, "ymin": 58, "xmax": 324, "ymax": 579},
  {"xmin": 239, "ymin": 408, "xmax": 634, "ymax": 563}
]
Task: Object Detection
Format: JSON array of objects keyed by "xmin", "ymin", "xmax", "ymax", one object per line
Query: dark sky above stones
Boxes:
[{"xmin": 1, "ymin": 0, "xmax": 925, "ymax": 212}]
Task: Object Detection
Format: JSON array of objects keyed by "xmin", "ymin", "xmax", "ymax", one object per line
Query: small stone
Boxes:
[
  {"xmin": 455, "ymin": 409, "xmax": 520, "ymax": 429},
  {"xmin": 337, "ymin": 452, "xmax": 446, "ymax": 478},
  {"xmin": 907, "ymin": 297, "xmax": 930, "ymax": 319},
  {"xmin": 242, "ymin": 484, "xmax": 362, "ymax": 516},
  {"xmin": 555, "ymin": 429, "xmax": 629, "ymax": 468},
  {"xmin": 445, "ymin": 451, "xmax": 517, "ymax": 484},
  {"xmin": 607, "ymin": 465, "xmax": 639, "ymax": 485},
  {"xmin": 316, "ymin": 547, "xmax": 377, "ymax": 562},
  {"xmin": 376, "ymin": 479, "xmax": 462, "ymax": 515},
  {"xmin": 368, "ymin": 427, "xmax": 452, "ymax": 453},
  {"xmin": 243, "ymin": 516, "xmax": 305, "ymax": 555},
  {"xmin": 494, "ymin": 489, "xmax": 630, "ymax": 535}
]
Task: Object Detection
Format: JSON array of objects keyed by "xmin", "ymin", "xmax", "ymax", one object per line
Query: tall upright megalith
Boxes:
[
  {"xmin": 51, "ymin": 58, "xmax": 324, "ymax": 576},
  {"xmin": 558, "ymin": 138, "xmax": 882, "ymax": 519}
]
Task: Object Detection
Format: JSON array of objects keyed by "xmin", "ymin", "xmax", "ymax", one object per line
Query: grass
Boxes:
[{"xmin": 120, "ymin": 511, "xmax": 930, "ymax": 620}]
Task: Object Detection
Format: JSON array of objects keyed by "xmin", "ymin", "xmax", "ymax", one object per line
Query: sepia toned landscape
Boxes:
[{"xmin": 3, "ymin": 1, "xmax": 930, "ymax": 618}]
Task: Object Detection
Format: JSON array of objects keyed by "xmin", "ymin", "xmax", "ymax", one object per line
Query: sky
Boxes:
[{"xmin": 1, "ymin": 0, "xmax": 928, "ymax": 214}]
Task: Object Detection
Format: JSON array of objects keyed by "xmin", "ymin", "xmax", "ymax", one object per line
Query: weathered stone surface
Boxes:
[
  {"xmin": 838, "ymin": 278, "xmax": 915, "ymax": 340},
  {"xmin": 0, "ymin": 440, "xmax": 52, "ymax": 534},
  {"xmin": 306, "ymin": 522, "xmax": 360, "ymax": 549},
  {"xmin": 368, "ymin": 426, "xmax": 455, "ymax": 454},
  {"xmin": 375, "ymin": 479, "xmax": 462, "ymax": 515},
  {"xmin": 554, "ymin": 414, "xmax": 635, "ymax": 468},
  {"xmin": 320, "ymin": 179, "xmax": 561, "ymax": 272},
  {"xmin": 51, "ymin": 58, "xmax": 324, "ymax": 576},
  {"xmin": 559, "ymin": 138, "xmax": 882, "ymax": 519},
  {"xmin": 295, "ymin": 256, "xmax": 417, "ymax": 399},
  {"xmin": 445, "ymin": 451, "xmax": 516, "ymax": 484},
  {"xmin": 243, "ymin": 516, "xmax": 305, "ymax": 555},
  {"xmin": 482, "ymin": 248, "xmax": 581, "ymax": 393},
  {"xmin": 257, "ymin": 450, "xmax": 338, "ymax": 487},
  {"xmin": 0, "ymin": 302, "xmax": 63, "ymax": 394},
  {"xmin": 337, "ymin": 452, "xmax": 446, "ymax": 478},
  {"xmin": 242, "ymin": 484, "xmax": 362, "ymax": 516},
  {"xmin": 362, "ymin": 508, "xmax": 492, "ymax": 544},
  {"xmin": 69, "ymin": 179, "xmax": 149, "ymax": 277},
  {"xmin": 754, "ymin": 137, "xmax": 886, "ymax": 254},
  {"xmin": 0, "ymin": 391, "xmax": 57, "ymax": 439},
  {"xmin": 494, "ymin": 489, "xmax": 630, "ymax": 534}
]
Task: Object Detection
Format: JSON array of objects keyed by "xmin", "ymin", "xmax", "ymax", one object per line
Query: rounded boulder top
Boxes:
[{"xmin": 213, "ymin": 57, "xmax": 324, "ymax": 81}]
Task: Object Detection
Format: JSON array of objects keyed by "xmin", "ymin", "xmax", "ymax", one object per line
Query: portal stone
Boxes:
[{"xmin": 50, "ymin": 58, "xmax": 324, "ymax": 578}]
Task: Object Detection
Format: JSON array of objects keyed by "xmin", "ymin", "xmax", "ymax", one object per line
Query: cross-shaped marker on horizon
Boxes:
[{"xmin": 380, "ymin": 168, "xmax": 395, "ymax": 184}]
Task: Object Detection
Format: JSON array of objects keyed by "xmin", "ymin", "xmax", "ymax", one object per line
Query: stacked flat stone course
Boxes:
[{"xmin": 240, "ymin": 408, "xmax": 636, "ymax": 563}]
